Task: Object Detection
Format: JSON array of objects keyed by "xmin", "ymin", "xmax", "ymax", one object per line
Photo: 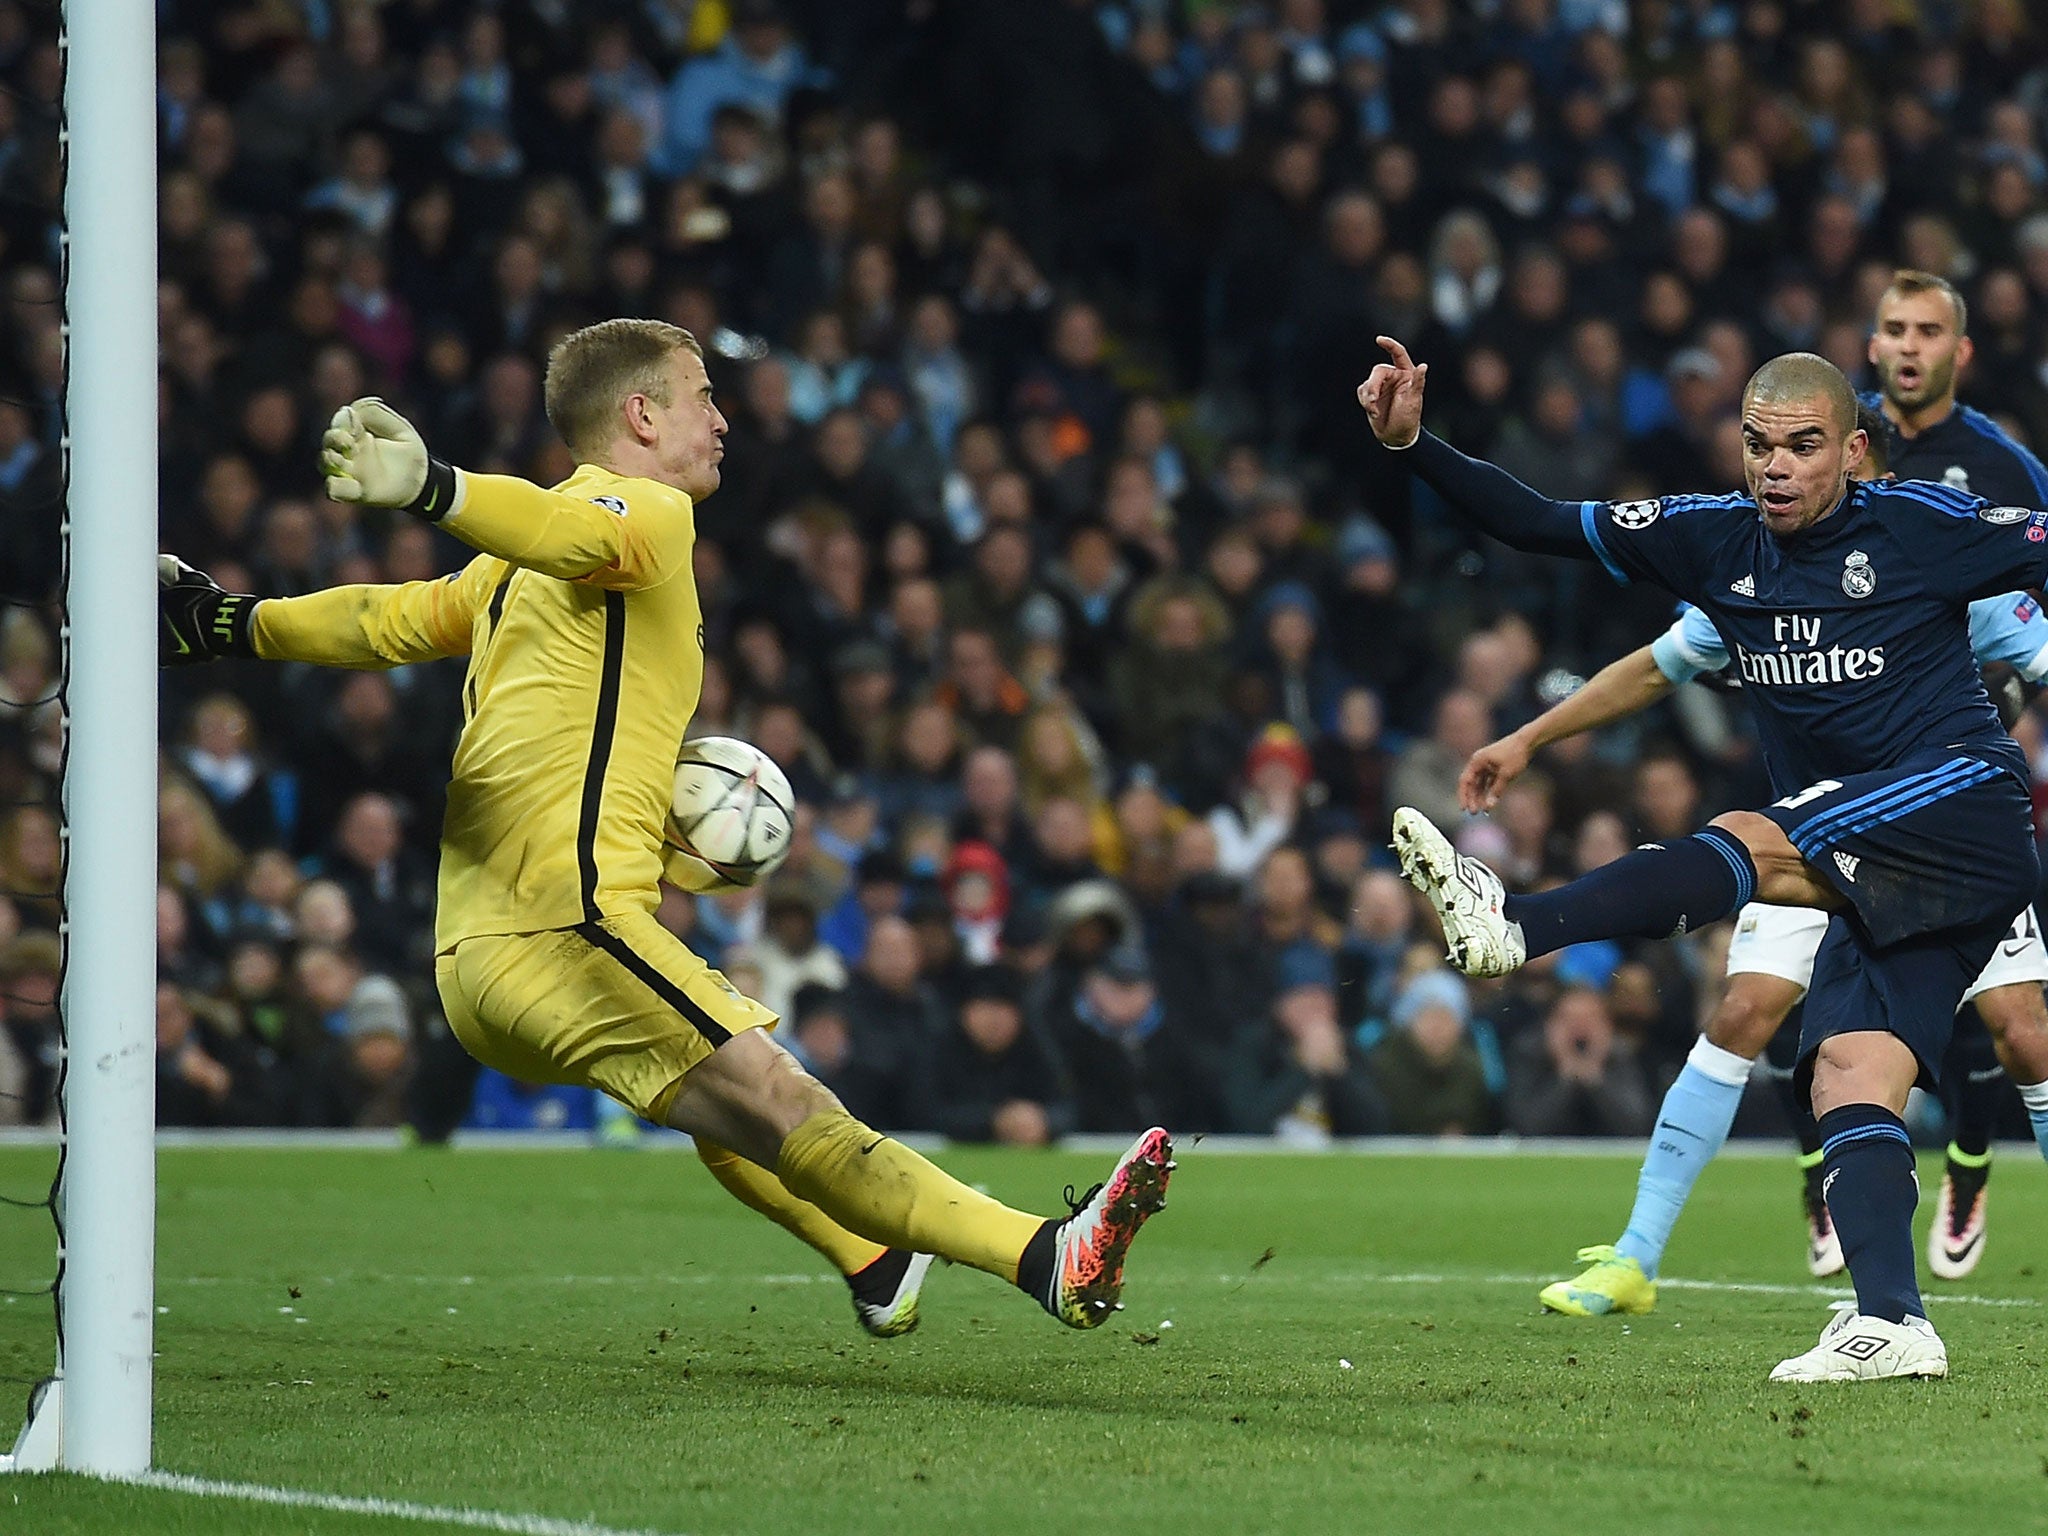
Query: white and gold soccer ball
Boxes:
[{"xmin": 664, "ymin": 736, "xmax": 796, "ymax": 890}]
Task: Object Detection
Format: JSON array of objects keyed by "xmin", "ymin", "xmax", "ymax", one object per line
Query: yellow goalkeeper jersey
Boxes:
[{"xmin": 251, "ymin": 464, "xmax": 703, "ymax": 952}]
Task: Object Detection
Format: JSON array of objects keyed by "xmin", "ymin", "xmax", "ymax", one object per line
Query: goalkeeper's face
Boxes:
[{"xmin": 651, "ymin": 348, "xmax": 728, "ymax": 500}]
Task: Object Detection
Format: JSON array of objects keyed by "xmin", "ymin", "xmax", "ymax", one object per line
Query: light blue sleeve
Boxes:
[
  {"xmin": 1648, "ymin": 605, "xmax": 1730, "ymax": 684},
  {"xmin": 1968, "ymin": 592, "xmax": 2048, "ymax": 681}
]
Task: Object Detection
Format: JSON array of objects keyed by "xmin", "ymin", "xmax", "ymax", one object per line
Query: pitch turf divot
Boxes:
[{"xmin": 119, "ymin": 1471, "xmax": 689, "ymax": 1536}]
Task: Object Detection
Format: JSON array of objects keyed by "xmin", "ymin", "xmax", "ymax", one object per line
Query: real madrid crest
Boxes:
[{"xmin": 1841, "ymin": 549, "xmax": 1876, "ymax": 598}]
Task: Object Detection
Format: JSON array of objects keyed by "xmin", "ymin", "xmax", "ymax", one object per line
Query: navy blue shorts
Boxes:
[
  {"xmin": 1762, "ymin": 748, "xmax": 2039, "ymax": 1092},
  {"xmin": 1796, "ymin": 921, "xmax": 2010, "ymax": 1093}
]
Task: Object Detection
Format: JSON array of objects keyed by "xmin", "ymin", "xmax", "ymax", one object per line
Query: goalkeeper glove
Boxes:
[
  {"xmin": 661, "ymin": 844, "xmax": 739, "ymax": 895},
  {"xmin": 159, "ymin": 555, "xmax": 259, "ymax": 665},
  {"xmin": 321, "ymin": 397, "xmax": 458, "ymax": 522}
]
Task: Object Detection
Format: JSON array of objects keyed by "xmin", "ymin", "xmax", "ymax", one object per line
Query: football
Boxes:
[{"xmin": 667, "ymin": 736, "xmax": 796, "ymax": 888}]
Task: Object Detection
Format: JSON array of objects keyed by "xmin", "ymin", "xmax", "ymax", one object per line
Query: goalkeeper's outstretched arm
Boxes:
[
  {"xmin": 322, "ymin": 398, "xmax": 690, "ymax": 591},
  {"xmin": 159, "ymin": 553, "xmax": 488, "ymax": 670},
  {"xmin": 250, "ymin": 566, "xmax": 492, "ymax": 668}
]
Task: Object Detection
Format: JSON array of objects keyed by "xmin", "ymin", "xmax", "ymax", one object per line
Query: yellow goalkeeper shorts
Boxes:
[{"xmin": 435, "ymin": 909, "xmax": 775, "ymax": 1124}]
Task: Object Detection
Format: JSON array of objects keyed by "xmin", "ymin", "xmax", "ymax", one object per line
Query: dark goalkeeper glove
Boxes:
[{"xmin": 159, "ymin": 555, "xmax": 259, "ymax": 665}]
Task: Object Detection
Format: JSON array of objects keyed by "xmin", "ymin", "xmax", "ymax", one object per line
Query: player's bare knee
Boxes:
[
  {"xmin": 1978, "ymin": 986, "xmax": 2048, "ymax": 1080},
  {"xmin": 1707, "ymin": 996, "xmax": 1783, "ymax": 1059},
  {"xmin": 664, "ymin": 1029, "xmax": 838, "ymax": 1165},
  {"xmin": 1806, "ymin": 1042, "xmax": 1855, "ymax": 1118},
  {"xmin": 1976, "ymin": 984, "xmax": 2048, "ymax": 1043},
  {"xmin": 1709, "ymin": 811, "xmax": 1794, "ymax": 880},
  {"xmin": 1707, "ymin": 971, "xmax": 1802, "ymax": 1058},
  {"xmin": 1809, "ymin": 1033, "xmax": 1914, "ymax": 1117},
  {"xmin": 1708, "ymin": 809, "xmax": 1777, "ymax": 853},
  {"xmin": 758, "ymin": 1042, "xmax": 842, "ymax": 1132},
  {"xmin": 1710, "ymin": 810, "xmax": 1841, "ymax": 909},
  {"xmin": 720, "ymin": 1031, "xmax": 834, "ymax": 1128}
]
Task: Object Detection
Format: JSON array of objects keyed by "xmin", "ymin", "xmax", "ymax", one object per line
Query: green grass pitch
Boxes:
[{"xmin": 3, "ymin": 1142, "xmax": 2045, "ymax": 1535}]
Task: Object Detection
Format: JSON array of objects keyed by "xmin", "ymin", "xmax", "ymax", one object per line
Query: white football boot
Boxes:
[
  {"xmin": 1927, "ymin": 1159, "xmax": 1989, "ymax": 1280},
  {"xmin": 1391, "ymin": 807, "xmax": 1527, "ymax": 977},
  {"xmin": 1769, "ymin": 1301, "xmax": 1948, "ymax": 1383},
  {"xmin": 850, "ymin": 1251, "xmax": 935, "ymax": 1338},
  {"xmin": 1804, "ymin": 1182, "xmax": 1845, "ymax": 1278}
]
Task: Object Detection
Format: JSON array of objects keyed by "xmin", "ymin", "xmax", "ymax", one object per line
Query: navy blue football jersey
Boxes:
[
  {"xmin": 1858, "ymin": 392, "xmax": 2048, "ymax": 508},
  {"xmin": 1578, "ymin": 479, "xmax": 2048, "ymax": 795}
]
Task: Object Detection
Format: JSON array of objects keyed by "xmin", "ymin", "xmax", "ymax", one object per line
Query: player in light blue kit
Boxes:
[{"xmin": 1459, "ymin": 417, "xmax": 2048, "ymax": 1316}]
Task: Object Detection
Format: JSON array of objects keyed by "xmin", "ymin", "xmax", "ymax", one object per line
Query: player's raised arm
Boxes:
[
  {"xmin": 322, "ymin": 322, "xmax": 719, "ymax": 593},
  {"xmin": 1357, "ymin": 335, "xmax": 1429, "ymax": 447},
  {"xmin": 320, "ymin": 399, "xmax": 676, "ymax": 589},
  {"xmin": 1358, "ymin": 337, "xmax": 1607, "ymax": 563},
  {"xmin": 1460, "ymin": 645, "xmax": 1676, "ymax": 811}
]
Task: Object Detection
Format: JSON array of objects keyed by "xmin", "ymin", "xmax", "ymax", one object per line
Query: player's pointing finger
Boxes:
[{"xmin": 1376, "ymin": 335, "xmax": 1415, "ymax": 371}]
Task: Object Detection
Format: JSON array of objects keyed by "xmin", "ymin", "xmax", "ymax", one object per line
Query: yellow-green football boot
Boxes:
[{"xmin": 1538, "ymin": 1245, "xmax": 1656, "ymax": 1316}]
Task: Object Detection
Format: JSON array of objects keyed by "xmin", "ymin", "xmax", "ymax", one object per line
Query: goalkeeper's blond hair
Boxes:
[{"xmin": 543, "ymin": 319, "xmax": 704, "ymax": 459}]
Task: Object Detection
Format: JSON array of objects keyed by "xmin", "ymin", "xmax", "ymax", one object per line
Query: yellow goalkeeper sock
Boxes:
[
  {"xmin": 695, "ymin": 1140, "xmax": 887, "ymax": 1278},
  {"xmin": 776, "ymin": 1110, "xmax": 1046, "ymax": 1283}
]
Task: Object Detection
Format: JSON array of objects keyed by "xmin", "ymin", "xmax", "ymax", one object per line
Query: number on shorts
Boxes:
[{"xmin": 1773, "ymin": 779, "xmax": 1844, "ymax": 811}]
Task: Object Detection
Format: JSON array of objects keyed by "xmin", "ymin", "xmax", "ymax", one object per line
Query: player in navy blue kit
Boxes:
[
  {"xmin": 1359, "ymin": 337, "xmax": 2048, "ymax": 1382},
  {"xmin": 1453, "ymin": 414, "xmax": 2048, "ymax": 1319},
  {"xmin": 1865, "ymin": 271, "xmax": 2048, "ymax": 507},
  {"xmin": 1864, "ymin": 270, "xmax": 2048, "ymax": 1276}
]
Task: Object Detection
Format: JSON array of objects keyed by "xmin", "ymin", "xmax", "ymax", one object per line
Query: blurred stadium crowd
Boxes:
[{"xmin": 2, "ymin": 0, "xmax": 2047, "ymax": 1141}]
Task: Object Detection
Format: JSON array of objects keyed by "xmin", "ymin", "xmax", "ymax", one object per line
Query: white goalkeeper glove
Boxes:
[
  {"xmin": 662, "ymin": 844, "xmax": 739, "ymax": 894},
  {"xmin": 321, "ymin": 397, "xmax": 459, "ymax": 521}
]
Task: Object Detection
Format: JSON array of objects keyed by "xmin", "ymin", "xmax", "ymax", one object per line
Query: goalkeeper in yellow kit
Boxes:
[{"xmin": 158, "ymin": 318, "xmax": 1172, "ymax": 1334}]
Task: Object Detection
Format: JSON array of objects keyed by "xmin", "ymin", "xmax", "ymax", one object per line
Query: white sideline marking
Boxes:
[
  {"xmin": 1320, "ymin": 1269, "xmax": 2039, "ymax": 1309},
  {"xmin": 161, "ymin": 1268, "xmax": 2039, "ymax": 1309},
  {"xmin": 118, "ymin": 1471, "xmax": 687, "ymax": 1536}
]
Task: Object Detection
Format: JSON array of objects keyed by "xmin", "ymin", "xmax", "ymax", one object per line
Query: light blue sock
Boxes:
[
  {"xmin": 2020, "ymin": 1080, "xmax": 2048, "ymax": 1164},
  {"xmin": 1614, "ymin": 1039, "xmax": 1753, "ymax": 1277}
]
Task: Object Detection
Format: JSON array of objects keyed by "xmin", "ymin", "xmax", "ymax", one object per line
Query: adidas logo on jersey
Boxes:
[
  {"xmin": 1834, "ymin": 851, "xmax": 1860, "ymax": 883},
  {"xmin": 1731, "ymin": 573, "xmax": 1756, "ymax": 597}
]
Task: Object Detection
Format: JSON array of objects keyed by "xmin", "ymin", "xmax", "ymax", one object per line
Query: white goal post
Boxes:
[{"xmin": 3, "ymin": 0, "xmax": 160, "ymax": 1477}]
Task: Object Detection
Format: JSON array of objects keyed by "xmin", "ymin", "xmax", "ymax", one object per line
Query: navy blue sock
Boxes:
[
  {"xmin": 1818, "ymin": 1104, "xmax": 1924, "ymax": 1323},
  {"xmin": 1763, "ymin": 1003, "xmax": 1827, "ymax": 1161},
  {"xmin": 1942, "ymin": 1007, "xmax": 2003, "ymax": 1159},
  {"xmin": 1502, "ymin": 828, "xmax": 1756, "ymax": 960}
]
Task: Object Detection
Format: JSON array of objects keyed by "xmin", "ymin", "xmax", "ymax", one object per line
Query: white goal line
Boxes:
[
  {"xmin": 1333, "ymin": 1269, "xmax": 2039, "ymax": 1308},
  {"xmin": 114, "ymin": 1470, "xmax": 689, "ymax": 1536}
]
